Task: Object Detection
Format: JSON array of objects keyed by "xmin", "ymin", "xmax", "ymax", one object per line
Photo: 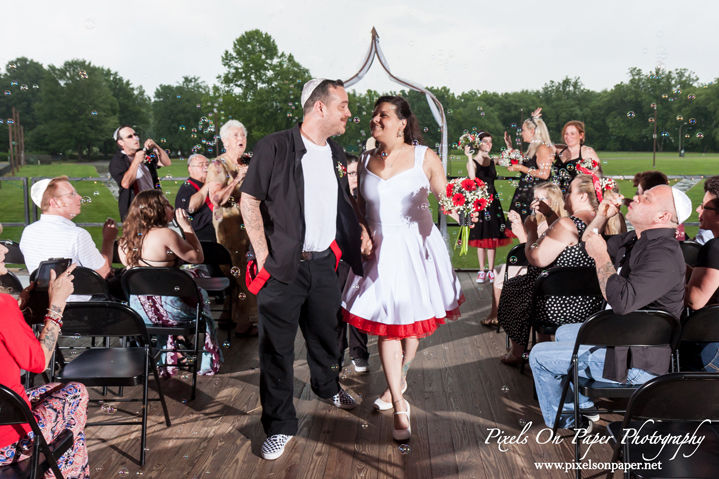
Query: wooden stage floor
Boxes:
[{"xmin": 83, "ymin": 272, "xmax": 623, "ymax": 479}]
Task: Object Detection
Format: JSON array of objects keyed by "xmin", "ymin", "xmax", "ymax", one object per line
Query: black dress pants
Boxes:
[
  {"xmin": 336, "ymin": 261, "xmax": 369, "ymax": 365},
  {"xmin": 257, "ymin": 253, "xmax": 342, "ymax": 436}
]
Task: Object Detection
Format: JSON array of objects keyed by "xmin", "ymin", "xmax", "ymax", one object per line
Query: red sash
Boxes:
[{"xmin": 186, "ymin": 179, "xmax": 214, "ymax": 211}]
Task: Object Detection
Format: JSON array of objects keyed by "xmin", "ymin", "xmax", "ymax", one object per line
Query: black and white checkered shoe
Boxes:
[
  {"xmin": 331, "ymin": 388, "xmax": 357, "ymax": 410},
  {"xmin": 261, "ymin": 434, "xmax": 293, "ymax": 460}
]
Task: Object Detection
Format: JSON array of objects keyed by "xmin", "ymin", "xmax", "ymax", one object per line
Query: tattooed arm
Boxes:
[
  {"xmin": 585, "ymin": 231, "xmax": 615, "ymax": 301},
  {"xmin": 39, "ymin": 265, "xmax": 76, "ymax": 368},
  {"xmin": 241, "ymin": 192, "xmax": 269, "ymax": 271},
  {"xmin": 39, "ymin": 321, "xmax": 61, "ymax": 368}
]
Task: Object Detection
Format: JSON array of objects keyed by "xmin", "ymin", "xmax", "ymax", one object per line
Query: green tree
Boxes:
[
  {"xmin": 32, "ymin": 59, "xmax": 118, "ymax": 159},
  {"xmin": 0, "ymin": 57, "xmax": 47, "ymax": 152},
  {"xmin": 152, "ymin": 76, "xmax": 210, "ymax": 157}
]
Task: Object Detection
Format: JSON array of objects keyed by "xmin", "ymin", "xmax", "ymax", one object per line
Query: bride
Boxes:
[{"xmin": 342, "ymin": 95, "xmax": 464, "ymax": 441}]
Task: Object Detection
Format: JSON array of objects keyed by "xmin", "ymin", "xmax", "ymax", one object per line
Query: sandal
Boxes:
[
  {"xmin": 481, "ymin": 316, "xmax": 499, "ymax": 327},
  {"xmin": 500, "ymin": 351, "xmax": 524, "ymax": 365}
]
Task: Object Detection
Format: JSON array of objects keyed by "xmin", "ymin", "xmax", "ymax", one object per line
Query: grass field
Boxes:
[{"xmin": 2, "ymin": 151, "xmax": 716, "ymax": 270}]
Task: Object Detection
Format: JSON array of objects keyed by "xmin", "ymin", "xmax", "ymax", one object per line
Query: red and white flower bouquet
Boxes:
[
  {"xmin": 496, "ymin": 148, "xmax": 527, "ymax": 168},
  {"xmin": 458, "ymin": 132, "xmax": 481, "ymax": 151},
  {"xmin": 440, "ymin": 177, "xmax": 493, "ymax": 255}
]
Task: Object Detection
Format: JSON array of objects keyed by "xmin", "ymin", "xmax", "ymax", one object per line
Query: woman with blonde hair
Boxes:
[
  {"xmin": 481, "ymin": 181, "xmax": 567, "ymax": 326},
  {"xmin": 207, "ymin": 119, "xmax": 258, "ymax": 337},
  {"xmin": 553, "ymin": 121, "xmax": 604, "ymax": 194},
  {"xmin": 505, "ymin": 108, "xmax": 555, "ymax": 222},
  {"xmin": 118, "ymin": 190, "xmax": 223, "ymax": 375},
  {"xmin": 496, "ymin": 174, "xmax": 604, "ymax": 364}
]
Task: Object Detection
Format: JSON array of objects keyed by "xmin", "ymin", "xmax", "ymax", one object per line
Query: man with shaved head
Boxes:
[{"xmin": 529, "ymin": 184, "xmax": 691, "ymax": 430}]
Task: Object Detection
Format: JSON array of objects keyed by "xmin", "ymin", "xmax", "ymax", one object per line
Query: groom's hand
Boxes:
[{"xmin": 360, "ymin": 224, "xmax": 374, "ymax": 258}]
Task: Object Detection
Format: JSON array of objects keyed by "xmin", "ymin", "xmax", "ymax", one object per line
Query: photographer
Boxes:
[{"xmin": 110, "ymin": 125, "xmax": 172, "ymax": 221}]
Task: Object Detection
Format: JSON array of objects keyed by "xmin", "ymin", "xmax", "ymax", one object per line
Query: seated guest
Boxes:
[
  {"xmin": 110, "ymin": 125, "xmax": 171, "ymax": 221},
  {"xmin": 683, "ymin": 176, "xmax": 719, "ymax": 370},
  {"xmin": 629, "ymin": 170, "xmax": 688, "ymax": 240},
  {"xmin": 530, "ymin": 184, "xmax": 691, "ymax": 429},
  {"xmin": 175, "ymin": 154, "xmax": 216, "ymax": 242},
  {"xmin": 0, "ymin": 247, "xmax": 90, "ymax": 477},
  {"xmin": 497, "ymin": 175, "xmax": 604, "ymax": 364},
  {"xmin": 482, "ymin": 181, "xmax": 567, "ymax": 326},
  {"xmin": 20, "ymin": 176, "xmax": 118, "ymax": 300},
  {"xmin": 118, "ymin": 190, "xmax": 222, "ymax": 376}
]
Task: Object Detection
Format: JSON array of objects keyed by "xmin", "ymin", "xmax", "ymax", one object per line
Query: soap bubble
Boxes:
[
  {"xmin": 626, "ymin": 111, "xmax": 635, "ymax": 118},
  {"xmin": 501, "ymin": 385, "xmax": 509, "ymax": 393},
  {"xmin": 230, "ymin": 266, "xmax": 241, "ymax": 277},
  {"xmin": 20, "ymin": 84, "xmax": 28, "ymax": 90},
  {"xmin": 239, "ymin": 293, "xmax": 246, "ymax": 300},
  {"xmin": 222, "ymin": 341, "xmax": 231, "ymax": 348},
  {"xmin": 179, "ymin": 125, "xmax": 186, "ymax": 131},
  {"xmin": 118, "ymin": 467, "xmax": 129, "ymax": 475},
  {"xmin": 509, "ymin": 256, "xmax": 517, "ymax": 264},
  {"xmin": 398, "ymin": 444, "xmax": 411, "ymax": 455},
  {"xmin": 79, "ymin": 70, "xmax": 88, "ymax": 79},
  {"xmin": 84, "ymin": 19, "xmax": 95, "ymax": 29},
  {"xmin": 91, "ymin": 110, "xmax": 98, "ymax": 115},
  {"xmin": 4, "ymin": 91, "xmax": 10, "ymax": 96},
  {"xmin": 331, "ymin": 364, "xmax": 339, "ymax": 371},
  {"xmin": 648, "ymin": 117, "xmax": 655, "ymax": 123},
  {"xmin": 361, "ymin": 423, "xmax": 369, "ymax": 429},
  {"xmin": 697, "ymin": 132, "xmax": 704, "ymax": 139},
  {"xmin": 689, "ymin": 118, "xmax": 697, "ymax": 125},
  {"xmin": 676, "ymin": 115, "xmax": 684, "ymax": 121},
  {"xmin": 688, "ymin": 93, "xmax": 696, "ymax": 100},
  {"xmin": 174, "ymin": 286, "xmax": 180, "ymax": 291}
]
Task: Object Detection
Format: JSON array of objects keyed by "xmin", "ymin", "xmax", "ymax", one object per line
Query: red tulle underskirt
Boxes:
[
  {"xmin": 342, "ymin": 295, "xmax": 465, "ymax": 340},
  {"xmin": 468, "ymin": 237, "xmax": 514, "ymax": 248}
]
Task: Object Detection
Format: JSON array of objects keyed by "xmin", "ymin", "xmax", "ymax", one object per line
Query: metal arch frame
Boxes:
[{"xmin": 344, "ymin": 27, "xmax": 450, "ymax": 240}]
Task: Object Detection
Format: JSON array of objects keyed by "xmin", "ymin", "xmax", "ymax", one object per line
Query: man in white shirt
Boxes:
[{"xmin": 20, "ymin": 176, "xmax": 118, "ymax": 299}]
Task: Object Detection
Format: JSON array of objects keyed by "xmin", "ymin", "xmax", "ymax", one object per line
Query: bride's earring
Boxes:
[{"xmin": 397, "ymin": 130, "xmax": 403, "ymax": 138}]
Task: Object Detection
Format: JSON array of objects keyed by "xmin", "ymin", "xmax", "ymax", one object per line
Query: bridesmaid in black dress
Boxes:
[
  {"xmin": 506, "ymin": 109, "xmax": 555, "ymax": 222},
  {"xmin": 553, "ymin": 120, "xmax": 604, "ymax": 193},
  {"xmin": 464, "ymin": 131, "xmax": 514, "ymax": 284}
]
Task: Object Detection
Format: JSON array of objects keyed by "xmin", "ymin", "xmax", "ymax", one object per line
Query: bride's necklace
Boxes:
[{"xmin": 380, "ymin": 144, "xmax": 407, "ymax": 168}]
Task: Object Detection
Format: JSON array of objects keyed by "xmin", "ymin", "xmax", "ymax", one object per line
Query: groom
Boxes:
[{"xmin": 240, "ymin": 78, "xmax": 371, "ymax": 460}]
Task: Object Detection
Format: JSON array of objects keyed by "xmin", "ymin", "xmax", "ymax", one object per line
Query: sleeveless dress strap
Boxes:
[{"xmin": 414, "ymin": 145, "xmax": 428, "ymax": 167}]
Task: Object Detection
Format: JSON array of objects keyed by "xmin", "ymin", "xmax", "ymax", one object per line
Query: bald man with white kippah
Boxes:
[{"xmin": 529, "ymin": 183, "xmax": 688, "ymax": 431}]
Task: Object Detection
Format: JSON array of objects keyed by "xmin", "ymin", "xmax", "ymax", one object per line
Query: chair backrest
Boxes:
[
  {"xmin": 575, "ymin": 309, "xmax": 682, "ymax": 350},
  {"xmin": 62, "ymin": 301, "xmax": 150, "ymax": 342},
  {"xmin": 0, "ymin": 271, "xmax": 23, "ymax": 294},
  {"xmin": 533, "ymin": 266, "xmax": 602, "ymax": 298},
  {"xmin": 680, "ymin": 241, "xmax": 703, "ymax": 267},
  {"xmin": 681, "ymin": 305, "xmax": 719, "ymax": 343},
  {"xmin": 624, "ymin": 372, "xmax": 719, "ymax": 421},
  {"xmin": 199, "ymin": 241, "xmax": 232, "ymax": 266},
  {"xmin": 71, "ymin": 266, "xmax": 111, "ymax": 299},
  {"xmin": 0, "ymin": 383, "xmax": 36, "ymax": 427},
  {"xmin": 0, "ymin": 240, "xmax": 25, "ymax": 265},
  {"xmin": 112, "ymin": 240, "xmax": 122, "ymax": 265},
  {"xmin": 121, "ymin": 267, "xmax": 201, "ymax": 303}
]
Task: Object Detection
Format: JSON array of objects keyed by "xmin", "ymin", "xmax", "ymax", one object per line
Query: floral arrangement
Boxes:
[
  {"xmin": 496, "ymin": 148, "xmax": 527, "ymax": 168},
  {"xmin": 599, "ymin": 177, "xmax": 617, "ymax": 193},
  {"xmin": 458, "ymin": 132, "xmax": 481, "ymax": 150},
  {"xmin": 440, "ymin": 177, "xmax": 493, "ymax": 255},
  {"xmin": 577, "ymin": 157, "xmax": 600, "ymax": 172}
]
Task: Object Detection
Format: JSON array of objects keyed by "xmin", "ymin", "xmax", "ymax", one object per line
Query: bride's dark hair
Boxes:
[{"xmin": 373, "ymin": 95, "xmax": 424, "ymax": 146}]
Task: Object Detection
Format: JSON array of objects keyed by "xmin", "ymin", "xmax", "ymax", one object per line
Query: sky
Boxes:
[{"xmin": 4, "ymin": 0, "xmax": 718, "ymax": 97}]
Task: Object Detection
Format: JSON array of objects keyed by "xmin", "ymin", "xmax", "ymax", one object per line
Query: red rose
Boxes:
[
  {"xmin": 475, "ymin": 178, "xmax": 485, "ymax": 188},
  {"xmin": 452, "ymin": 193, "xmax": 466, "ymax": 206},
  {"xmin": 446, "ymin": 183, "xmax": 454, "ymax": 197},
  {"xmin": 510, "ymin": 159, "xmax": 519, "ymax": 165},
  {"xmin": 461, "ymin": 178, "xmax": 477, "ymax": 191}
]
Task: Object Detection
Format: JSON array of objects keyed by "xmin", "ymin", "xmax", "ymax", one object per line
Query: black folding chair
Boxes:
[
  {"xmin": 606, "ymin": 373, "xmax": 719, "ymax": 478},
  {"xmin": 195, "ymin": 241, "xmax": 233, "ymax": 345},
  {"xmin": 678, "ymin": 305, "xmax": 719, "ymax": 372},
  {"xmin": 497, "ymin": 243, "xmax": 529, "ymax": 344},
  {"xmin": 680, "ymin": 241, "xmax": 703, "ymax": 268},
  {"xmin": 0, "ymin": 271, "xmax": 23, "ymax": 294},
  {"xmin": 520, "ymin": 266, "xmax": 603, "ymax": 374},
  {"xmin": 0, "ymin": 240, "xmax": 25, "ymax": 265},
  {"xmin": 54, "ymin": 301, "xmax": 171, "ymax": 466},
  {"xmin": 0, "ymin": 385, "xmax": 73, "ymax": 479},
  {"xmin": 122, "ymin": 267, "xmax": 205, "ymax": 400},
  {"xmin": 30, "ymin": 266, "xmax": 112, "ymax": 302},
  {"xmin": 551, "ymin": 309, "xmax": 681, "ymax": 477}
]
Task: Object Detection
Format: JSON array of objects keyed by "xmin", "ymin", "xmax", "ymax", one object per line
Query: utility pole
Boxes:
[{"xmin": 652, "ymin": 104, "xmax": 658, "ymax": 169}]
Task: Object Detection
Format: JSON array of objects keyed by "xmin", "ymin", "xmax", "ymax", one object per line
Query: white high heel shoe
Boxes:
[
  {"xmin": 373, "ymin": 382, "xmax": 408, "ymax": 411},
  {"xmin": 392, "ymin": 400, "xmax": 411, "ymax": 441}
]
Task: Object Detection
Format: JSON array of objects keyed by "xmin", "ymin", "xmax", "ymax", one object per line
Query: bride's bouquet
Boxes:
[
  {"xmin": 496, "ymin": 148, "xmax": 527, "ymax": 168},
  {"xmin": 458, "ymin": 132, "xmax": 481, "ymax": 151},
  {"xmin": 440, "ymin": 178, "xmax": 493, "ymax": 255}
]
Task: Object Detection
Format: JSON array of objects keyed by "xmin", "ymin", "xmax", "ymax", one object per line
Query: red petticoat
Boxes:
[
  {"xmin": 468, "ymin": 237, "xmax": 514, "ymax": 248},
  {"xmin": 342, "ymin": 295, "xmax": 465, "ymax": 340}
]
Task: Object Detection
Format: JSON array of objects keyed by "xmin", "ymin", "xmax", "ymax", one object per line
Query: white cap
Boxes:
[
  {"xmin": 31, "ymin": 178, "xmax": 52, "ymax": 208},
  {"xmin": 301, "ymin": 78, "xmax": 327, "ymax": 108},
  {"xmin": 671, "ymin": 187, "xmax": 692, "ymax": 224}
]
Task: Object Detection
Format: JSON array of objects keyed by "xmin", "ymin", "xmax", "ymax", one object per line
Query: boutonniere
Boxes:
[{"xmin": 336, "ymin": 161, "xmax": 347, "ymax": 178}]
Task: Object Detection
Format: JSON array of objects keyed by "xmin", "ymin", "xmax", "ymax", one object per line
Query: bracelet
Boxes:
[
  {"xmin": 46, "ymin": 309, "xmax": 63, "ymax": 321},
  {"xmin": 44, "ymin": 315, "xmax": 63, "ymax": 329}
]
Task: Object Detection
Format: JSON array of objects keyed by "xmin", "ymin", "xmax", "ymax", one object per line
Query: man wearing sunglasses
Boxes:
[{"xmin": 109, "ymin": 125, "xmax": 171, "ymax": 220}]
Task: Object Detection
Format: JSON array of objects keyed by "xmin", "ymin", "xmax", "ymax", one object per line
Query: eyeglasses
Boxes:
[
  {"xmin": 54, "ymin": 191, "xmax": 78, "ymax": 199},
  {"xmin": 700, "ymin": 202, "xmax": 719, "ymax": 212},
  {"xmin": 123, "ymin": 133, "xmax": 139, "ymax": 140}
]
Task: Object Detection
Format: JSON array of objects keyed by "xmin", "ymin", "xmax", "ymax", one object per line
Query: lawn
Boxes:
[{"xmin": 2, "ymin": 152, "xmax": 715, "ymax": 270}]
